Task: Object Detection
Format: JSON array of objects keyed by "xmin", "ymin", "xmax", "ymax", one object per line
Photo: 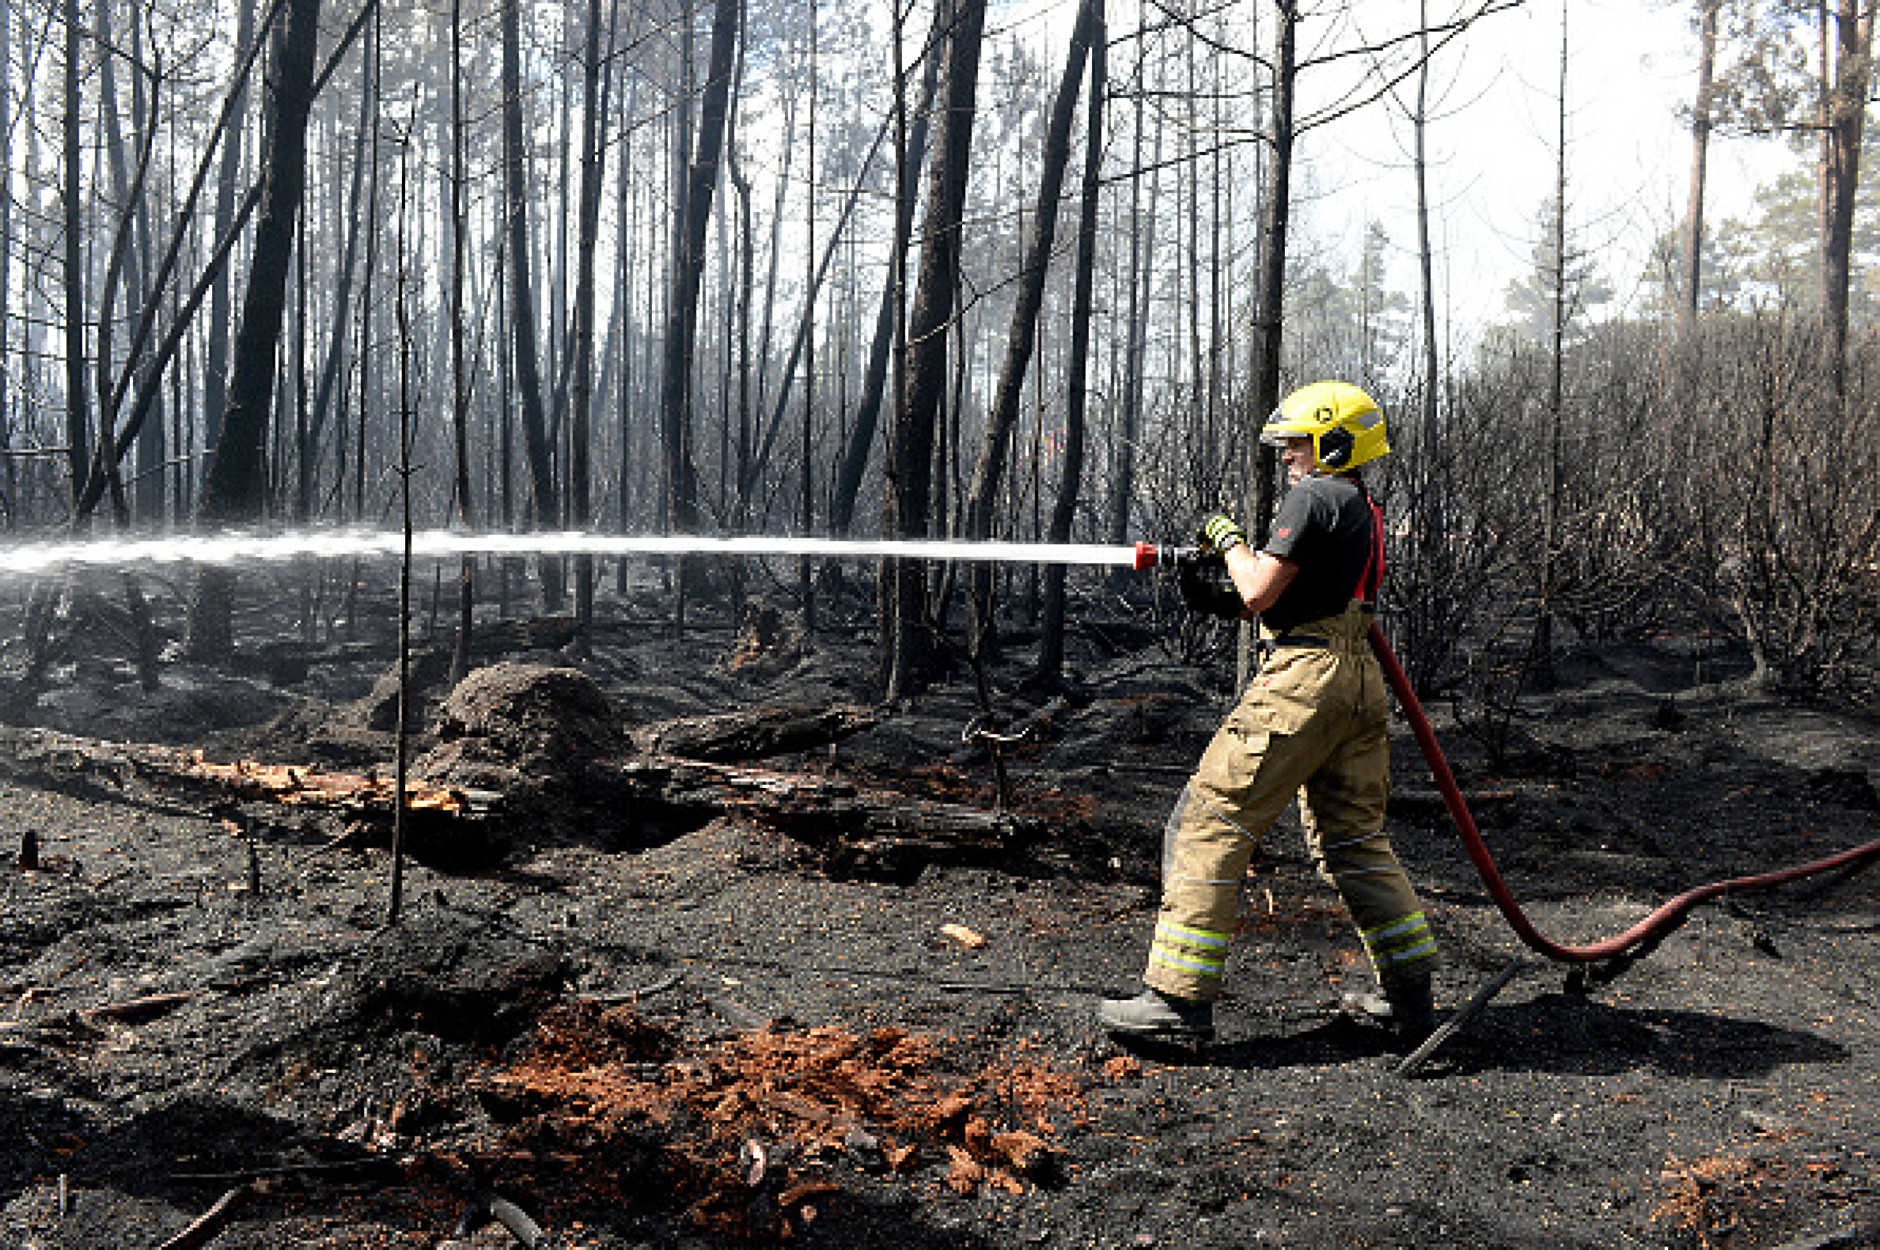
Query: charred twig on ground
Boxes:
[
  {"xmin": 593, "ymin": 972, "xmax": 684, "ymax": 1004},
  {"xmin": 1389, "ymin": 787, "xmax": 1517, "ymax": 818},
  {"xmin": 82, "ymin": 990, "xmax": 198, "ymax": 1024},
  {"xmin": 1396, "ymin": 958, "xmax": 1530, "ymax": 1079},
  {"xmin": 937, "ymin": 981, "xmax": 1030, "ymax": 995},
  {"xmin": 709, "ymin": 993, "xmax": 783, "ymax": 1032},
  {"xmin": 485, "ymin": 1190, "xmax": 549, "ymax": 1247},
  {"xmin": 1563, "ymin": 921, "xmax": 1683, "ymax": 994},
  {"xmin": 420, "ymin": 1151, "xmax": 551, "ymax": 1248},
  {"xmin": 169, "ymin": 1156, "xmax": 405, "ymax": 1184},
  {"xmin": 153, "ymin": 1182, "xmax": 252, "ymax": 1250}
]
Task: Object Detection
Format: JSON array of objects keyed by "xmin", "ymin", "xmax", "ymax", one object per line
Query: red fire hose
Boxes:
[{"xmin": 1367, "ymin": 622, "xmax": 1880, "ymax": 965}]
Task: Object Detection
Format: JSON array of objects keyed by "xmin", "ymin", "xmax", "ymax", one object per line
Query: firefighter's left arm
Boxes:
[{"xmin": 1223, "ymin": 546, "xmax": 1299, "ymax": 616}]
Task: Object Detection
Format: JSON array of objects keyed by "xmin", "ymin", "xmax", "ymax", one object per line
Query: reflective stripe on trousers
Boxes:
[
  {"xmin": 1360, "ymin": 910, "xmax": 1438, "ymax": 979},
  {"xmin": 1148, "ymin": 917, "xmax": 1231, "ymax": 982}
]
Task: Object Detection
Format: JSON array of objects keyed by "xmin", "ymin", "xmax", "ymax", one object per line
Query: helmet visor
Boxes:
[{"xmin": 1259, "ymin": 408, "xmax": 1307, "ymax": 446}]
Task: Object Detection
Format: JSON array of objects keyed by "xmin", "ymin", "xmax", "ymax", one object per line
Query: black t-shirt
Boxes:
[{"xmin": 1260, "ymin": 473, "xmax": 1375, "ymax": 632}]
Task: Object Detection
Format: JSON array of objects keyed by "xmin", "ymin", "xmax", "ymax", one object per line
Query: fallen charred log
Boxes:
[
  {"xmin": 0, "ymin": 726, "xmax": 493, "ymax": 815},
  {"xmin": 0, "ymin": 725, "xmax": 502, "ymax": 863},
  {"xmin": 595, "ymin": 754, "xmax": 1042, "ymax": 877},
  {"xmin": 629, "ymin": 703, "xmax": 879, "ymax": 762},
  {"xmin": 0, "ymin": 722, "xmax": 1038, "ymax": 877}
]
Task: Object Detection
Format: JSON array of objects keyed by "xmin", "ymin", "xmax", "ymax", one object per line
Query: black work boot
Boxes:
[
  {"xmin": 1097, "ymin": 987, "xmax": 1215, "ymax": 1040},
  {"xmin": 1340, "ymin": 974, "xmax": 1438, "ymax": 1043}
]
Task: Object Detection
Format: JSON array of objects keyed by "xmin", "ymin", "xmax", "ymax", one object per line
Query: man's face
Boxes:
[{"xmin": 1281, "ymin": 436, "xmax": 1318, "ymax": 482}]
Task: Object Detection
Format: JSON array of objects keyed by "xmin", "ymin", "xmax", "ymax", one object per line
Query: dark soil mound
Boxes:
[
  {"xmin": 412, "ymin": 662, "xmax": 627, "ymax": 847},
  {"xmin": 431, "ymin": 661, "xmax": 624, "ymax": 767}
]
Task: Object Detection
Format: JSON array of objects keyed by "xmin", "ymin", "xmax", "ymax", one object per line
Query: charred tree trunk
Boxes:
[
  {"xmin": 738, "ymin": 110, "xmax": 889, "ymax": 517},
  {"xmin": 1679, "ymin": 0, "xmax": 1718, "ymax": 329},
  {"xmin": 61, "ymin": 0, "xmax": 87, "ymax": 511},
  {"xmin": 1819, "ymin": 0, "xmax": 1873, "ymax": 402},
  {"xmin": 1241, "ymin": 0, "xmax": 1295, "ymax": 687},
  {"xmin": 0, "ymin": 1, "xmax": 11, "ymax": 524},
  {"xmin": 449, "ymin": 0, "xmax": 475, "ymax": 683},
  {"xmin": 800, "ymin": 0, "xmax": 818, "ymax": 629},
  {"xmin": 184, "ymin": 0, "xmax": 323, "ymax": 660},
  {"xmin": 613, "ymin": 71, "xmax": 640, "ymax": 579},
  {"xmin": 1103, "ymin": 2, "xmax": 1155, "ymax": 568},
  {"xmin": 350, "ymin": 9, "xmax": 380, "ymax": 629},
  {"xmin": 1246, "ymin": 2, "xmax": 1294, "ymax": 547},
  {"xmin": 1534, "ymin": 8, "xmax": 1570, "ymax": 689},
  {"xmin": 959, "ymin": 0, "xmax": 1100, "ymax": 602},
  {"xmin": 71, "ymin": 0, "xmax": 283, "ymax": 531},
  {"xmin": 204, "ymin": 0, "xmax": 259, "ymax": 455},
  {"xmin": 97, "ymin": 3, "xmax": 164, "ymax": 525},
  {"xmin": 569, "ymin": 0, "xmax": 612, "ymax": 652},
  {"xmin": 881, "ymin": 0, "xmax": 987, "ymax": 701},
  {"xmin": 828, "ymin": 28, "xmax": 941, "ymax": 537},
  {"xmin": 658, "ymin": 0, "xmax": 741, "ymax": 540},
  {"xmin": 504, "ymin": 0, "xmax": 564, "ymax": 613},
  {"xmin": 1038, "ymin": 0, "xmax": 1105, "ymax": 684},
  {"xmin": 728, "ymin": 113, "xmax": 755, "ymax": 537},
  {"xmin": 308, "ymin": 65, "xmax": 372, "ymax": 497},
  {"xmin": 1406, "ymin": 0, "xmax": 1449, "ymax": 695},
  {"xmin": 90, "ymin": 2, "xmax": 162, "ymax": 690}
]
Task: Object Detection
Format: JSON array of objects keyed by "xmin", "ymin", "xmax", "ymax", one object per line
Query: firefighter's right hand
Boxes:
[
  {"xmin": 1178, "ymin": 557, "xmax": 1244, "ymax": 620},
  {"xmin": 1198, "ymin": 514, "xmax": 1248, "ymax": 554}
]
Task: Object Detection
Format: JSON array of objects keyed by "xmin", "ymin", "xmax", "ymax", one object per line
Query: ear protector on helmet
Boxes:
[{"xmin": 1315, "ymin": 425, "xmax": 1356, "ymax": 469}]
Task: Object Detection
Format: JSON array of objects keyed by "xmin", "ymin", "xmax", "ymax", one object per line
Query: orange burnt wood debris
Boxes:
[{"xmin": 178, "ymin": 751, "xmax": 487, "ymax": 817}]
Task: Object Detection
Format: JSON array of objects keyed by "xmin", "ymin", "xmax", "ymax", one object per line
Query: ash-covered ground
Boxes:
[{"xmin": 1, "ymin": 568, "xmax": 1877, "ymax": 1249}]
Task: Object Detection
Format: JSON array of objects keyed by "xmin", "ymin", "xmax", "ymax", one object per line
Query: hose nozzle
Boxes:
[{"xmin": 1131, "ymin": 541, "xmax": 1208, "ymax": 571}]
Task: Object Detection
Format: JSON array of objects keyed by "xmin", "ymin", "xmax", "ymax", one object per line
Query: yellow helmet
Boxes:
[{"xmin": 1261, "ymin": 381, "xmax": 1389, "ymax": 472}]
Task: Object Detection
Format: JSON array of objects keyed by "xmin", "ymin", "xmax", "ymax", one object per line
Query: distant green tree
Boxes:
[
  {"xmin": 1284, "ymin": 221, "xmax": 1411, "ymax": 386},
  {"xmin": 1502, "ymin": 195, "xmax": 1613, "ymax": 346},
  {"xmin": 1707, "ymin": 137, "xmax": 1880, "ymax": 326},
  {"xmin": 1707, "ymin": 0, "xmax": 1814, "ymax": 136},
  {"xmin": 1701, "ymin": 1, "xmax": 1874, "ymax": 395},
  {"xmin": 1643, "ymin": 220, "xmax": 1742, "ymax": 319},
  {"xmin": 1350, "ymin": 221, "xmax": 1412, "ymax": 382}
]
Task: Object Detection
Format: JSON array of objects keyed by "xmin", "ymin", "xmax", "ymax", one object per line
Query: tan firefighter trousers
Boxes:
[{"xmin": 1143, "ymin": 602, "xmax": 1437, "ymax": 1002}]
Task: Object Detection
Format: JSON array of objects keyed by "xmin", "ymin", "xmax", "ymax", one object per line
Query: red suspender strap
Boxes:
[{"xmin": 1356, "ymin": 495, "xmax": 1385, "ymax": 606}]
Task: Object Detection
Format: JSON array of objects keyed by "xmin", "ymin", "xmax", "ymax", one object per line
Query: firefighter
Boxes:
[{"xmin": 1098, "ymin": 380, "xmax": 1438, "ymax": 1043}]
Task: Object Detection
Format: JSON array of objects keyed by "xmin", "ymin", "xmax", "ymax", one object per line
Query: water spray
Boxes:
[{"xmin": 0, "ymin": 527, "xmax": 1198, "ymax": 579}]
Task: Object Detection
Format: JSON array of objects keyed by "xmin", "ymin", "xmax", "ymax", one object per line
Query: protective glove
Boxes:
[
  {"xmin": 1199, "ymin": 514, "xmax": 1248, "ymax": 554},
  {"xmin": 1178, "ymin": 555, "xmax": 1244, "ymax": 620}
]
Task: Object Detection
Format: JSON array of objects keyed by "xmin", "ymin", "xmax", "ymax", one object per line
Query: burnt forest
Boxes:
[{"xmin": 2, "ymin": 1, "xmax": 1878, "ymax": 1248}]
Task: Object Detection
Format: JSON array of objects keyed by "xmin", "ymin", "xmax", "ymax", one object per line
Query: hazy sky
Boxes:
[
  {"xmin": 999, "ymin": 0, "xmax": 1797, "ymax": 334},
  {"xmin": 1306, "ymin": 0, "xmax": 1785, "ymax": 327}
]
